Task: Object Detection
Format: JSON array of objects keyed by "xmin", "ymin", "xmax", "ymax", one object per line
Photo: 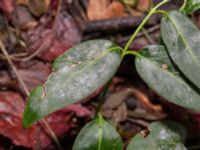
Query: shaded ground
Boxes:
[{"xmin": 0, "ymin": 0, "xmax": 200, "ymax": 149}]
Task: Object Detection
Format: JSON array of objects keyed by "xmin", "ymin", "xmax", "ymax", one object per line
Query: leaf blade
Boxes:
[
  {"xmin": 126, "ymin": 120, "xmax": 187, "ymax": 150},
  {"xmin": 161, "ymin": 10, "xmax": 200, "ymax": 89},
  {"xmin": 183, "ymin": 0, "xmax": 200, "ymax": 14},
  {"xmin": 23, "ymin": 40, "xmax": 122, "ymax": 127},
  {"xmin": 73, "ymin": 115, "xmax": 123, "ymax": 150},
  {"xmin": 135, "ymin": 45, "xmax": 200, "ymax": 112}
]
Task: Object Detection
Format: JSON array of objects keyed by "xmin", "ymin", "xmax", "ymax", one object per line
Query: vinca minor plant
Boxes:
[{"xmin": 22, "ymin": 0, "xmax": 200, "ymax": 149}]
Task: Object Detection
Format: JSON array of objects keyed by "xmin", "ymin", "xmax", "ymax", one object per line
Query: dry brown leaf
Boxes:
[
  {"xmin": 87, "ymin": 0, "xmax": 126, "ymax": 20},
  {"xmin": 106, "ymin": 1, "xmax": 126, "ymax": 19},
  {"xmin": 136, "ymin": 0, "xmax": 150, "ymax": 12},
  {"xmin": 16, "ymin": 0, "xmax": 27, "ymax": 5},
  {"xmin": 16, "ymin": 0, "xmax": 50, "ymax": 9},
  {"xmin": 87, "ymin": 0, "xmax": 109, "ymax": 20}
]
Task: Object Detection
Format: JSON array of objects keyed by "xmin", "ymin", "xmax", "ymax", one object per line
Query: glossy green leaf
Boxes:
[
  {"xmin": 161, "ymin": 11, "xmax": 200, "ymax": 89},
  {"xmin": 73, "ymin": 114, "xmax": 123, "ymax": 150},
  {"xmin": 135, "ymin": 45, "xmax": 200, "ymax": 111},
  {"xmin": 126, "ymin": 120, "xmax": 187, "ymax": 150},
  {"xmin": 183, "ymin": 0, "xmax": 200, "ymax": 14},
  {"xmin": 23, "ymin": 40, "xmax": 122, "ymax": 127}
]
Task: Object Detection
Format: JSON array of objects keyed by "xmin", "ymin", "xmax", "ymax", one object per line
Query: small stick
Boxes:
[
  {"xmin": 0, "ymin": 39, "xmax": 63, "ymax": 150},
  {"xmin": 142, "ymin": 28, "xmax": 156, "ymax": 44}
]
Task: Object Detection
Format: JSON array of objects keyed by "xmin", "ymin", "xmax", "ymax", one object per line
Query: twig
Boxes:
[
  {"xmin": 83, "ymin": 15, "xmax": 161, "ymax": 34},
  {"xmin": 95, "ymin": 80, "xmax": 112, "ymax": 116},
  {"xmin": 20, "ymin": 39, "xmax": 49, "ymax": 62},
  {"xmin": 0, "ymin": 39, "xmax": 63, "ymax": 150},
  {"xmin": 142, "ymin": 28, "xmax": 156, "ymax": 44},
  {"xmin": 0, "ymin": 40, "xmax": 30, "ymax": 95},
  {"xmin": 114, "ymin": 24, "xmax": 160, "ymax": 44}
]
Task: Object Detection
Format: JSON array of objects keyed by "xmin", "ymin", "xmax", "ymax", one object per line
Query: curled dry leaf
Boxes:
[
  {"xmin": 0, "ymin": 91, "xmax": 91, "ymax": 149},
  {"xmin": 102, "ymin": 88, "xmax": 166, "ymax": 124}
]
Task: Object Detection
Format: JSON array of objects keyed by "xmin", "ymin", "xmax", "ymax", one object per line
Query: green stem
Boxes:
[
  {"xmin": 122, "ymin": 50, "xmax": 143, "ymax": 58},
  {"xmin": 96, "ymin": 113, "xmax": 103, "ymax": 150},
  {"xmin": 95, "ymin": 80, "xmax": 112, "ymax": 116},
  {"xmin": 154, "ymin": 10, "xmax": 170, "ymax": 17},
  {"xmin": 123, "ymin": 0, "xmax": 169, "ymax": 53},
  {"xmin": 180, "ymin": 0, "xmax": 187, "ymax": 11}
]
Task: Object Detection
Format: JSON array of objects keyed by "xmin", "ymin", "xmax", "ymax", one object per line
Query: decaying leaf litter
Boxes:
[{"xmin": 0, "ymin": 0, "xmax": 200, "ymax": 149}]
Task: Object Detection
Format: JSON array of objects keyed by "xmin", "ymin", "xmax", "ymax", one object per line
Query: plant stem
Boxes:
[
  {"xmin": 95, "ymin": 80, "xmax": 112, "ymax": 116},
  {"xmin": 122, "ymin": 50, "xmax": 143, "ymax": 58},
  {"xmin": 0, "ymin": 40, "xmax": 30, "ymax": 95},
  {"xmin": 123, "ymin": 0, "xmax": 169, "ymax": 53},
  {"xmin": 180, "ymin": 0, "xmax": 187, "ymax": 11},
  {"xmin": 0, "ymin": 40, "xmax": 63, "ymax": 150}
]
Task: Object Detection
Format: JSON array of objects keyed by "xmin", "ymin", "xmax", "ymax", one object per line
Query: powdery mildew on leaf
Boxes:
[
  {"xmin": 161, "ymin": 11, "xmax": 200, "ymax": 89},
  {"xmin": 23, "ymin": 40, "xmax": 122, "ymax": 127},
  {"xmin": 126, "ymin": 120, "xmax": 187, "ymax": 150},
  {"xmin": 135, "ymin": 45, "xmax": 200, "ymax": 112},
  {"xmin": 73, "ymin": 117, "xmax": 123, "ymax": 150}
]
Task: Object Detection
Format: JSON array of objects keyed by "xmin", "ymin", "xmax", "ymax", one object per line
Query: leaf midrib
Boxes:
[
  {"xmin": 166, "ymin": 13, "xmax": 200, "ymax": 71},
  {"xmin": 137, "ymin": 57, "xmax": 189, "ymax": 92},
  {"xmin": 43, "ymin": 46, "xmax": 121, "ymax": 101}
]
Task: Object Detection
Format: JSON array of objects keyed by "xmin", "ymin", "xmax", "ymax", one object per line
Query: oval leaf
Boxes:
[
  {"xmin": 183, "ymin": 0, "xmax": 200, "ymax": 14},
  {"xmin": 73, "ymin": 114, "xmax": 123, "ymax": 150},
  {"xmin": 23, "ymin": 40, "xmax": 122, "ymax": 127},
  {"xmin": 161, "ymin": 11, "xmax": 200, "ymax": 89},
  {"xmin": 135, "ymin": 45, "xmax": 200, "ymax": 111},
  {"xmin": 126, "ymin": 120, "xmax": 187, "ymax": 150}
]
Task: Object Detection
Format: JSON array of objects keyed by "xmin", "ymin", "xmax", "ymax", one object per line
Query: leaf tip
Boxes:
[
  {"xmin": 22, "ymin": 105, "xmax": 38, "ymax": 128},
  {"xmin": 22, "ymin": 85, "xmax": 44, "ymax": 128}
]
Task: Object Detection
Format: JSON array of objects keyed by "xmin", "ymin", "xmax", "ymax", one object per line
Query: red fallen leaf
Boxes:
[
  {"xmin": 0, "ymin": 71, "xmax": 12, "ymax": 87},
  {"xmin": 0, "ymin": 146, "xmax": 4, "ymax": 150},
  {"xmin": 0, "ymin": 0, "xmax": 14, "ymax": 19},
  {"xmin": 0, "ymin": 91, "xmax": 92, "ymax": 148},
  {"xmin": 23, "ymin": 0, "xmax": 81, "ymax": 61},
  {"xmin": 66, "ymin": 104, "xmax": 92, "ymax": 117},
  {"xmin": 17, "ymin": 60, "xmax": 51, "ymax": 93}
]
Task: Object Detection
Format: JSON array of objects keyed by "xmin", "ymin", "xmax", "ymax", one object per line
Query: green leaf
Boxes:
[
  {"xmin": 23, "ymin": 40, "xmax": 122, "ymax": 127},
  {"xmin": 183, "ymin": 0, "xmax": 200, "ymax": 14},
  {"xmin": 73, "ymin": 114, "xmax": 123, "ymax": 150},
  {"xmin": 161, "ymin": 11, "xmax": 200, "ymax": 89},
  {"xmin": 135, "ymin": 45, "xmax": 200, "ymax": 111},
  {"xmin": 126, "ymin": 120, "xmax": 187, "ymax": 150}
]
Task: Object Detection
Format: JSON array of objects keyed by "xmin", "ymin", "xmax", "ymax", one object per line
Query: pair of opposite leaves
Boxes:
[
  {"xmin": 23, "ymin": 10, "xmax": 200, "ymax": 127},
  {"xmin": 23, "ymin": 10, "xmax": 199, "ymax": 150}
]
